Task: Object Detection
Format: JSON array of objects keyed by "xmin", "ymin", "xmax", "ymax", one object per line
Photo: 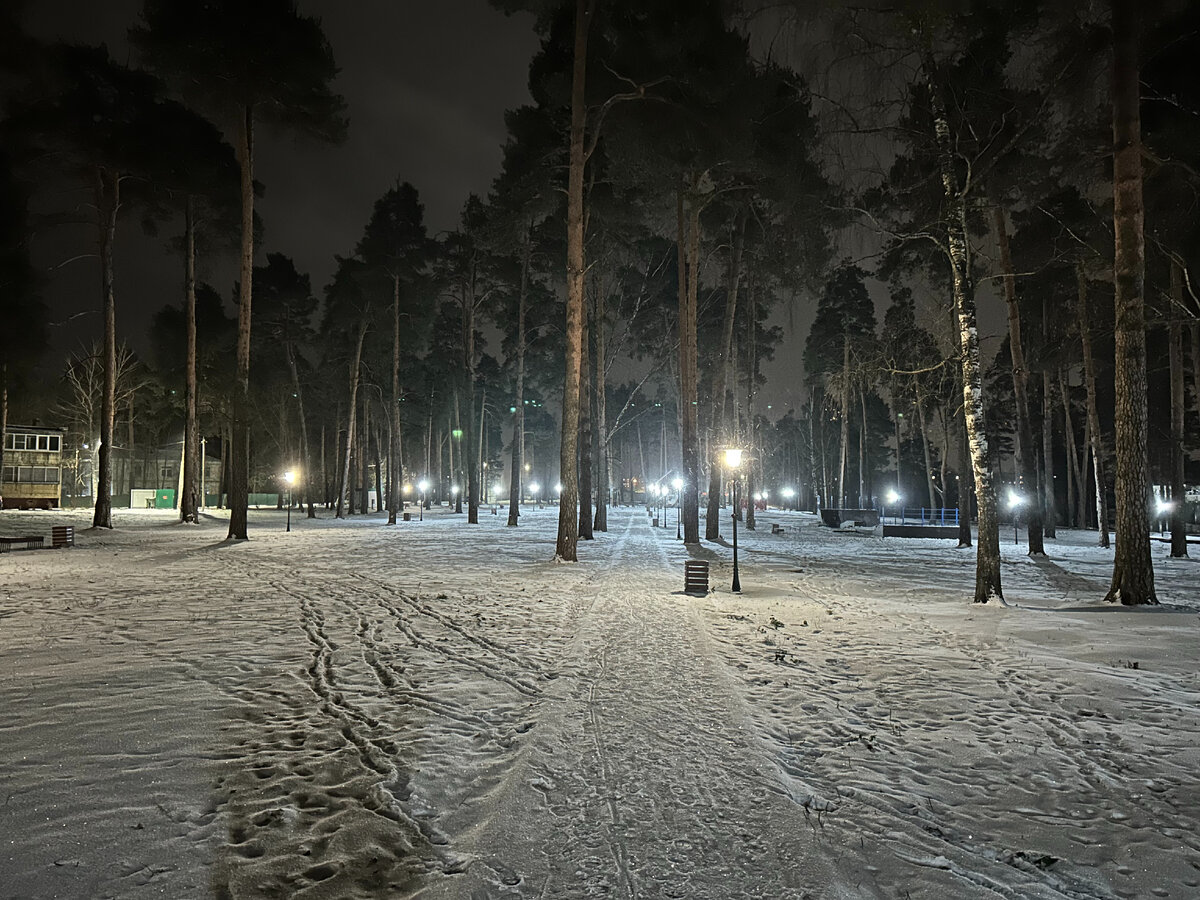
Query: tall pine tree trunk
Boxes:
[
  {"xmin": 1058, "ymin": 368, "xmax": 1086, "ymax": 530},
  {"xmin": 1041, "ymin": 369, "xmax": 1057, "ymax": 538},
  {"xmin": 92, "ymin": 167, "xmax": 118, "ymax": 529},
  {"xmin": 180, "ymin": 195, "xmax": 199, "ymax": 524},
  {"xmin": 1169, "ymin": 262, "xmax": 1188, "ymax": 558},
  {"xmin": 992, "ymin": 205, "xmax": 1044, "ymax": 552},
  {"xmin": 1106, "ymin": 0, "xmax": 1156, "ymax": 604},
  {"xmin": 388, "ymin": 273, "xmax": 401, "ymax": 524},
  {"xmin": 745, "ymin": 282, "xmax": 757, "ymax": 531},
  {"xmin": 705, "ymin": 215, "xmax": 744, "ymax": 539},
  {"xmin": 593, "ymin": 287, "xmax": 609, "ymax": 532},
  {"xmin": 228, "ymin": 104, "xmax": 254, "ymax": 540},
  {"xmin": 556, "ymin": 0, "xmax": 590, "ymax": 560},
  {"xmin": 335, "ymin": 317, "xmax": 369, "ymax": 518},
  {"xmin": 578, "ymin": 294, "xmax": 594, "ymax": 539},
  {"xmin": 1077, "ymin": 266, "xmax": 1110, "ymax": 547},
  {"xmin": 678, "ymin": 185, "xmax": 701, "ymax": 543},
  {"xmin": 916, "ymin": 391, "xmax": 937, "ymax": 509},
  {"xmin": 838, "ymin": 338, "xmax": 851, "ymax": 509},
  {"xmin": 508, "ymin": 230, "xmax": 530, "ymax": 526}
]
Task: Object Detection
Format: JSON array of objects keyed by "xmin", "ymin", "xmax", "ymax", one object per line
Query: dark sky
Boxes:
[{"xmin": 23, "ymin": 0, "xmax": 540, "ymax": 361}]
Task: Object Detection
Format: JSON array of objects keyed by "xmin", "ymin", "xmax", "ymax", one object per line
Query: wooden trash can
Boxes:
[
  {"xmin": 403, "ymin": 512, "xmax": 412, "ymax": 522},
  {"xmin": 52, "ymin": 525, "xmax": 74, "ymax": 548},
  {"xmin": 684, "ymin": 560, "xmax": 709, "ymax": 595}
]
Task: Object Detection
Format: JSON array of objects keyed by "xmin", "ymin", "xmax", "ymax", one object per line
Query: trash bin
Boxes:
[
  {"xmin": 652, "ymin": 517, "xmax": 659, "ymax": 527},
  {"xmin": 403, "ymin": 512, "xmax": 412, "ymax": 522},
  {"xmin": 684, "ymin": 560, "xmax": 709, "ymax": 595}
]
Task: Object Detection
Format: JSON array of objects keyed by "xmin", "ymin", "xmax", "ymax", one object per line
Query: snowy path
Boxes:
[
  {"xmin": 2, "ymin": 505, "xmax": 1199, "ymax": 899},
  {"xmin": 432, "ymin": 512, "xmax": 840, "ymax": 898}
]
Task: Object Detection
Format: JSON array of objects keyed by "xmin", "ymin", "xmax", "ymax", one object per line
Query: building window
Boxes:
[
  {"xmin": 2, "ymin": 466, "xmax": 59, "ymax": 484},
  {"xmin": 3, "ymin": 433, "xmax": 61, "ymax": 452}
]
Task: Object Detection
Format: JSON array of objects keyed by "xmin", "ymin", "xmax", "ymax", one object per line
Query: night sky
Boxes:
[{"xmin": 22, "ymin": 0, "xmax": 541, "ymax": 366}]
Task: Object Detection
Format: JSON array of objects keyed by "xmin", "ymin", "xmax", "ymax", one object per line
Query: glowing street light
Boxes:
[
  {"xmin": 284, "ymin": 470, "xmax": 297, "ymax": 532},
  {"xmin": 530, "ymin": 482, "xmax": 541, "ymax": 508},
  {"xmin": 1156, "ymin": 499, "xmax": 1174, "ymax": 536},
  {"xmin": 418, "ymin": 479, "xmax": 430, "ymax": 521},
  {"xmin": 1007, "ymin": 489, "xmax": 1026, "ymax": 544},
  {"xmin": 724, "ymin": 448, "xmax": 744, "ymax": 592},
  {"xmin": 781, "ymin": 486, "xmax": 796, "ymax": 511}
]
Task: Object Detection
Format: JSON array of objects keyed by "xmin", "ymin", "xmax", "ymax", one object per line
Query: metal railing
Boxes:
[{"xmin": 879, "ymin": 507, "xmax": 960, "ymax": 526}]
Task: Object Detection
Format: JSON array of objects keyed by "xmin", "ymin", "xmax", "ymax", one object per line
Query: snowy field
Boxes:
[{"xmin": 1, "ymin": 503, "xmax": 1198, "ymax": 899}]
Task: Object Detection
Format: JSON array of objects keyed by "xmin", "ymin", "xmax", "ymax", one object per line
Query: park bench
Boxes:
[
  {"xmin": 52, "ymin": 526, "xmax": 74, "ymax": 548},
  {"xmin": 771, "ymin": 523, "xmax": 785, "ymax": 535},
  {"xmin": 0, "ymin": 535, "xmax": 44, "ymax": 552}
]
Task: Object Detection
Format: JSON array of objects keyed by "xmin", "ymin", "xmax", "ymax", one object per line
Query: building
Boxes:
[{"xmin": 1, "ymin": 426, "xmax": 67, "ymax": 509}]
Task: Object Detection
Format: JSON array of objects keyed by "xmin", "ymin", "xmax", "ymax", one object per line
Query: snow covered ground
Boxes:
[{"xmin": 1, "ymin": 503, "xmax": 1198, "ymax": 899}]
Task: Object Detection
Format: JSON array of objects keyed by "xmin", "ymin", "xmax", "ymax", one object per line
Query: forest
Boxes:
[{"xmin": 1, "ymin": 0, "xmax": 1197, "ymax": 608}]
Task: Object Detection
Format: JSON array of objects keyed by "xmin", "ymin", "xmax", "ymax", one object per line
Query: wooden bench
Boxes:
[
  {"xmin": 771, "ymin": 523, "xmax": 785, "ymax": 535},
  {"xmin": 52, "ymin": 526, "xmax": 74, "ymax": 548},
  {"xmin": 0, "ymin": 535, "xmax": 44, "ymax": 552}
]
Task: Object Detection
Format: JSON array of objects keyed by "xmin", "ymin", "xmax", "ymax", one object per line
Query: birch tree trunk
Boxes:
[
  {"xmin": 927, "ymin": 56, "xmax": 1001, "ymax": 600},
  {"xmin": 1106, "ymin": 0, "xmax": 1156, "ymax": 603},
  {"xmin": 838, "ymin": 338, "xmax": 851, "ymax": 509}
]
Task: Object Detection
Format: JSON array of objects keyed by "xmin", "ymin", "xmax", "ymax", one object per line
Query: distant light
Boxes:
[
  {"xmin": 403, "ymin": 483, "xmax": 412, "ymax": 495},
  {"xmin": 1156, "ymin": 500, "xmax": 1174, "ymax": 516},
  {"xmin": 555, "ymin": 482, "xmax": 563, "ymax": 494},
  {"xmin": 418, "ymin": 479, "xmax": 429, "ymax": 493},
  {"xmin": 724, "ymin": 448, "xmax": 743, "ymax": 469},
  {"xmin": 452, "ymin": 429, "xmax": 463, "ymax": 440},
  {"xmin": 530, "ymin": 483, "xmax": 541, "ymax": 495},
  {"xmin": 1007, "ymin": 490, "xmax": 1025, "ymax": 508},
  {"xmin": 886, "ymin": 489, "xmax": 900, "ymax": 505},
  {"xmin": 284, "ymin": 470, "xmax": 296, "ymax": 484},
  {"xmin": 672, "ymin": 477, "xmax": 683, "ymax": 491},
  {"xmin": 781, "ymin": 487, "xmax": 796, "ymax": 499},
  {"xmin": 451, "ymin": 485, "xmax": 460, "ymax": 495}
]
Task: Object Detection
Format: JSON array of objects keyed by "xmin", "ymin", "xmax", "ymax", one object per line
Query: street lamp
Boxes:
[
  {"xmin": 781, "ymin": 486, "xmax": 796, "ymax": 511},
  {"xmin": 284, "ymin": 470, "xmax": 296, "ymax": 532},
  {"xmin": 451, "ymin": 484, "xmax": 460, "ymax": 511},
  {"xmin": 1156, "ymin": 499, "xmax": 1174, "ymax": 536},
  {"xmin": 724, "ymin": 448, "xmax": 744, "ymax": 592},
  {"xmin": 555, "ymin": 482, "xmax": 563, "ymax": 504},
  {"xmin": 1007, "ymin": 489, "xmax": 1025, "ymax": 544},
  {"xmin": 885, "ymin": 489, "xmax": 901, "ymax": 526},
  {"xmin": 531, "ymin": 482, "xmax": 541, "ymax": 508},
  {"xmin": 673, "ymin": 477, "xmax": 683, "ymax": 539},
  {"xmin": 418, "ymin": 479, "xmax": 429, "ymax": 521}
]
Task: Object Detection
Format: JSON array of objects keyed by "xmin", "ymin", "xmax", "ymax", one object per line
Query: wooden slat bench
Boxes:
[
  {"xmin": 0, "ymin": 535, "xmax": 45, "ymax": 552},
  {"xmin": 52, "ymin": 526, "xmax": 74, "ymax": 548}
]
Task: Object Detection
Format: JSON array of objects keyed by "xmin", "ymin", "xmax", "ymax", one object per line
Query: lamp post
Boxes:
[
  {"xmin": 673, "ymin": 477, "xmax": 684, "ymax": 539},
  {"xmin": 781, "ymin": 486, "xmax": 795, "ymax": 511},
  {"xmin": 555, "ymin": 482, "xmax": 563, "ymax": 505},
  {"xmin": 451, "ymin": 484, "xmax": 460, "ymax": 512},
  {"xmin": 418, "ymin": 479, "xmax": 429, "ymax": 521},
  {"xmin": 1007, "ymin": 489, "xmax": 1025, "ymax": 544},
  {"xmin": 1156, "ymin": 500, "xmax": 1173, "ymax": 536},
  {"xmin": 885, "ymin": 489, "xmax": 901, "ymax": 527},
  {"xmin": 725, "ymin": 448, "xmax": 744, "ymax": 592},
  {"xmin": 200, "ymin": 436, "xmax": 206, "ymax": 511},
  {"xmin": 284, "ymin": 470, "xmax": 296, "ymax": 532},
  {"xmin": 531, "ymin": 482, "xmax": 541, "ymax": 508}
]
